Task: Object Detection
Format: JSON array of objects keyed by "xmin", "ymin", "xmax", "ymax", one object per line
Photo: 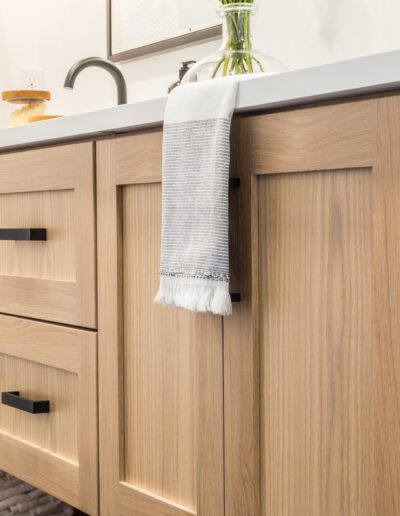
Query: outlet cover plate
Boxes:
[{"xmin": 19, "ymin": 68, "xmax": 45, "ymax": 89}]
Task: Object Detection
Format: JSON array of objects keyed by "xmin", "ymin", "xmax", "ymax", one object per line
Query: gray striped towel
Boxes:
[{"xmin": 154, "ymin": 77, "xmax": 239, "ymax": 315}]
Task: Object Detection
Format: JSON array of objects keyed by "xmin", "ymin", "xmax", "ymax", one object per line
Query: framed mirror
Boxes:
[{"xmin": 107, "ymin": 0, "xmax": 222, "ymax": 62}]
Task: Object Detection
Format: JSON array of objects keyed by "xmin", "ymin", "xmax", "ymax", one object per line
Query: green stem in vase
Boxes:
[
  {"xmin": 215, "ymin": 0, "xmax": 257, "ymax": 78},
  {"xmin": 243, "ymin": 12, "xmax": 254, "ymax": 73}
]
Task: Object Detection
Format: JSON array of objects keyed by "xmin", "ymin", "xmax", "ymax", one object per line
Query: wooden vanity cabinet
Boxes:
[
  {"xmin": 96, "ymin": 93, "xmax": 400, "ymax": 516},
  {"xmin": 97, "ymin": 132, "xmax": 225, "ymax": 516},
  {"xmin": 1, "ymin": 90, "xmax": 400, "ymax": 516}
]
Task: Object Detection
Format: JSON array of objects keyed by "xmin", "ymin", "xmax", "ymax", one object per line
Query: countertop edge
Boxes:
[{"xmin": 1, "ymin": 50, "xmax": 400, "ymax": 152}]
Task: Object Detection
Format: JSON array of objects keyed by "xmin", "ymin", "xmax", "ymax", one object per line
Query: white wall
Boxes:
[
  {"xmin": 1, "ymin": 0, "xmax": 400, "ymax": 122},
  {"xmin": 0, "ymin": 0, "xmax": 113, "ymax": 119}
]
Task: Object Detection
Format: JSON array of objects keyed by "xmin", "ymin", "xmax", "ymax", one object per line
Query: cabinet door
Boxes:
[
  {"xmin": 97, "ymin": 132, "xmax": 224, "ymax": 516},
  {"xmin": 0, "ymin": 143, "xmax": 96, "ymax": 327},
  {"xmin": 230, "ymin": 97, "xmax": 400, "ymax": 516}
]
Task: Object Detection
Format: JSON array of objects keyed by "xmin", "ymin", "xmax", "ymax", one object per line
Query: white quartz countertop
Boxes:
[{"xmin": 2, "ymin": 50, "xmax": 400, "ymax": 152}]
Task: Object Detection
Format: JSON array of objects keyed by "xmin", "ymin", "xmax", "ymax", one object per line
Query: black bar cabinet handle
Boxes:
[
  {"xmin": 1, "ymin": 391, "xmax": 50, "ymax": 414},
  {"xmin": 0, "ymin": 228, "xmax": 47, "ymax": 241},
  {"xmin": 229, "ymin": 177, "xmax": 241, "ymax": 188}
]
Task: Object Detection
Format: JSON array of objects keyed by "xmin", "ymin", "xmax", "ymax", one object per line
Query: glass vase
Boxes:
[{"xmin": 182, "ymin": 2, "xmax": 287, "ymax": 84}]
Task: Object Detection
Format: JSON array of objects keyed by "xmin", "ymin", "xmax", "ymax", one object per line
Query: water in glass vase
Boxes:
[{"xmin": 182, "ymin": 1, "xmax": 287, "ymax": 84}]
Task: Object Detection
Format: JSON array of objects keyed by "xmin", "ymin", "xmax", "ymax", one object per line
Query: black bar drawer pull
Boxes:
[
  {"xmin": 1, "ymin": 391, "xmax": 50, "ymax": 414},
  {"xmin": 0, "ymin": 228, "xmax": 47, "ymax": 241},
  {"xmin": 229, "ymin": 177, "xmax": 240, "ymax": 188}
]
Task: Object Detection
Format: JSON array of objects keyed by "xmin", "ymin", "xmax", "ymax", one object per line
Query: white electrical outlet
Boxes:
[{"xmin": 19, "ymin": 67, "xmax": 45, "ymax": 89}]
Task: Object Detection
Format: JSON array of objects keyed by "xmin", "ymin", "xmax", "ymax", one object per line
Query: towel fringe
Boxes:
[{"xmin": 154, "ymin": 276, "xmax": 232, "ymax": 316}]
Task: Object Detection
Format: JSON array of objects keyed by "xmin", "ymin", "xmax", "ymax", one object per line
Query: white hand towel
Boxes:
[{"xmin": 155, "ymin": 77, "xmax": 239, "ymax": 316}]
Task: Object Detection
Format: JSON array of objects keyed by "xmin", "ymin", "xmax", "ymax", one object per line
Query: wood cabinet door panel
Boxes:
[
  {"xmin": 226, "ymin": 97, "xmax": 400, "ymax": 516},
  {"xmin": 258, "ymin": 167, "xmax": 373, "ymax": 516},
  {"xmin": 97, "ymin": 132, "xmax": 224, "ymax": 516}
]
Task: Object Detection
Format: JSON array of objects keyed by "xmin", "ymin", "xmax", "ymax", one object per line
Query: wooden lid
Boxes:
[
  {"xmin": 2, "ymin": 90, "xmax": 51, "ymax": 104},
  {"xmin": 29, "ymin": 115, "xmax": 62, "ymax": 123}
]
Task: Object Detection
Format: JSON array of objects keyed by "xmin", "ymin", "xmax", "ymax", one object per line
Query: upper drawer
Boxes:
[{"xmin": 0, "ymin": 143, "xmax": 96, "ymax": 328}]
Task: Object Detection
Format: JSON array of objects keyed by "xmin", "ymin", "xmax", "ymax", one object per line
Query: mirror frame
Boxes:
[{"xmin": 107, "ymin": 0, "xmax": 222, "ymax": 62}]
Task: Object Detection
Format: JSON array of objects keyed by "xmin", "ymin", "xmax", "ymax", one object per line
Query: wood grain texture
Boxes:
[
  {"xmin": 0, "ymin": 190, "xmax": 74, "ymax": 279},
  {"xmin": 78, "ymin": 328, "xmax": 99, "ymax": 515},
  {"xmin": 0, "ymin": 276, "xmax": 78, "ymax": 325},
  {"xmin": 223, "ymin": 118, "xmax": 260, "ymax": 516},
  {"xmin": 0, "ymin": 353, "xmax": 78, "ymax": 460},
  {"xmin": 372, "ymin": 96, "xmax": 400, "ymax": 515},
  {"xmin": 0, "ymin": 430, "xmax": 79, "ymax": 509},
  {"xmin": 0, "ymin": 145, "xmax": 77, "ymax": 194},
  {"xmin": 123, "ymin": 184, "xmax": 197, "ymax": 509},
  {"xmin": 119, "ymin": 482, "xmax": 196, "ymax": 516},
  {"xmin": 0, "ymin": 314, "xmax": 98, "ymax": 515},
  {"xmin": 96, "ymin": 138, "xmax": 121, "ymax": 514},
  {"xmin": 258, "ymin": 169, "xmax": 374, "ymax": 516},
  {"xmin": 0, "ymin": 313, "xmax": 80, "ymax": 372},
  {"xmin": 248, "ymin": 100, "xmax": 375, "ymax": 175},
  {"xmin": 0, "ymin": 143, "xmax": 96, "ymax": 328},
  {"xmin": 97, "ymin": 136, "xmax": 224, "ymax": 516},
  {"xmin": 111, "ymin": 130, "xmax": 163, "ymax": 185},
  {"xmin": 246, "ymin": 94, "xmax": 400, "ymax": 516}
]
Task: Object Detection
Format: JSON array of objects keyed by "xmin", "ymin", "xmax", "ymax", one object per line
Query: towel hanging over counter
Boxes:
[{"xmin": 154, "ymin": 77, "xmax": 239, "ymax": 316}]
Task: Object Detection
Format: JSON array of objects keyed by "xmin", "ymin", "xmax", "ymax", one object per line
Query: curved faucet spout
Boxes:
[{"xmin": 64, "ymin": 57, "xmax": 127, "ymax": 105}]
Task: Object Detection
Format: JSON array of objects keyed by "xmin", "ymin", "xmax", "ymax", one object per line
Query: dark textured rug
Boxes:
[{"xmin": 0, "ymin": 471, "xmax": 74, "ymax": 515}]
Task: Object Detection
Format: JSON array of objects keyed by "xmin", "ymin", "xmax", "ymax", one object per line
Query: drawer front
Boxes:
[
  {"xmin": 0, "ymin": 314, "xmax": 98, "ymax": 515},
  {"xmin": 0, "ymin": 143, "xmax": 96, "ymax": 328}
]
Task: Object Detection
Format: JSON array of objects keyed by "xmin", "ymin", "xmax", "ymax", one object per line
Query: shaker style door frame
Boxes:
[
  {"xmin": 96, "ymin": 130, "xmax": 225, "ymax": 516},
  {"xmin": 106, "ymin": 0, "xmax": 221, "ymax": 62},
  {"xmin": 226, "ymin": 95, "xmax": 400, "ymax": 515}
]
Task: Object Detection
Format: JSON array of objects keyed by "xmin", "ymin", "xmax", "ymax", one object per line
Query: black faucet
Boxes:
[{"xmin": 64, "ymin": 57, "xmax": 128, "ymax": 105}]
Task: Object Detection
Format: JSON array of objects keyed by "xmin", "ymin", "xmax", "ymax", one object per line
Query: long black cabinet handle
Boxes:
[
  {"xmin": 1, "ymin": 391, "xmax": 50, "ymax": 414},
  {"xmin": 0, "ymin": 228, "xmax": 47, "ymax": 241},
  {"xmin": 230, "ymin": 292, "xmax": 241, "ymax": 302},
  {"xmin": 229, "ymin": 177, "xmax": 240, "ymax": 188}
]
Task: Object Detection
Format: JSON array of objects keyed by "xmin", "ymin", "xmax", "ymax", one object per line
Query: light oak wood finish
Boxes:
[
  {"xmin": 236, "ymin": 97, "xmax": 400, "ymax": 515},
  {"xmin": 248, "ymin": 100, "xmax": 375, "ymax": 175},
  {"xmin": 112, "ymin": 130, "xmax": 163, "ymax": 186},
  {"xmin": 97, "ymin": 132, "xmax": 224, "ymax": 516},
  {"xmin": 0, "ymin": 143, "xmax": 96, "ymax": 327},
  {"xmin": 2, "ymin": 93, "xmax": 399, "ymax": 516},
  {"xmin": 0, "ymin": 314, "xmax": 98, "ymax": 515},
  {"xmin": 372, "ymin": 96, "xmax": 400, "ymax": 515},
  {"xmin": 259, "ymin": 168, "xmax": 373, "ymax": 516},
  {"xmin": 222, "ymin": 119, "xmax": 260, "ymax": 516}
]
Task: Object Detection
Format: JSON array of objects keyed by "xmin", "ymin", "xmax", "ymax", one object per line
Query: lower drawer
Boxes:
[{"xmin": 0, "ymin": 314, "xmax": 97, "ymax": 515}]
